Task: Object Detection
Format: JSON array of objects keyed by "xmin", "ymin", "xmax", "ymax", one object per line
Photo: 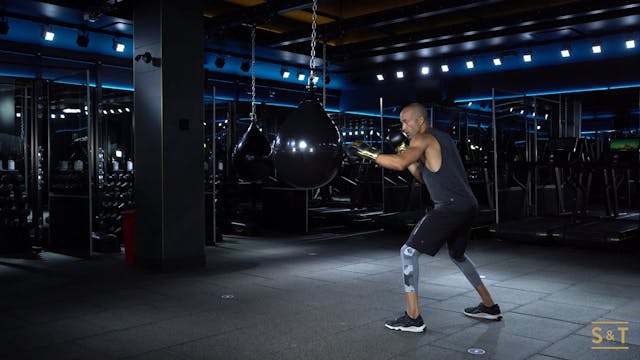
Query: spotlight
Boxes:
[
  {"xmin": 240, "ymin": 59, "xmax": 250, "ymax": 72},
  {"xmin": 396, "ymin": 71, "xmax": 404, "ymax": 79},
  {"xmin": 215, "ymin": 56, "xmax": 225, "ymax": 68},
  {"xmin": 591, "ymin": 42, "xmax": 602, "ymax": 54},
  {"xmin": 440, "ymin": 64, "xmax": 449, "ymax": 72},
  {"xmin": 561, "ymin": 45, "xmax": 571, "ymax": 58},
  {"xmin": 297, "ymin": 71, "xmax": 305, "ymax": 81},
  {"xmin": 421, "ymin": 66, "xmax": 429, "ymax": 75},
  {"xmin": 376, "ymin": 74, "xmax": 384, "ymax": 81},
  {"xmin": 626, "ymin": 39, "xmax": 636, "ymax": 49},
  {"xmin": 493, "ymin": 57, "xmax": 502, "ymax": 66},
  {"xmin": 523, "ymin": 52, "xmax": 532, "ymax": 62},
  {"xmin": 280, "ymin": 67, "xmax": 290, "ymax": 78},
  {"xmin": 466, "ymin": 60, "xmax": 474, "ymax": 69},
  {"xmin": 112, "ymin": 38, "xmax": 125, "ymax": 52},
  {"xmin": 0, "ymin": 18, "xmax": 9, "ymax": 35},
  {"xmin": 41, "ymin": 25, "xmax": 55, "ymax": 41},
  {"xmin": 76, "ymin": 31, "xmax": 89, "ymax": 48}
]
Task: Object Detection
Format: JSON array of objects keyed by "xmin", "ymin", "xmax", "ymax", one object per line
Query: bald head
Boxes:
[
  {"xmin": 401, "ymin": 103, "xmax": 427, "ymax": 122},
  {"xmin": 399, "ymin": 102, "xmax": 429, "ymax": 138}
]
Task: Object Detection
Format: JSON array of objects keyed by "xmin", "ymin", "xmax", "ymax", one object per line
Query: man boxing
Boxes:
[{"xmin": 349, "ymin": 103, "xmax": 501, "ymax": 333}]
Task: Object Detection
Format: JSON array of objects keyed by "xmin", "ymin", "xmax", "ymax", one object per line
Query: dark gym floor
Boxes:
[{"xmin": 1, "ymin": 230, "xmax": 639, "ymax": 359}]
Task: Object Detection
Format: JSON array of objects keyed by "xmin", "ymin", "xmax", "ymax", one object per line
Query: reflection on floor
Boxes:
[{"xmin": 1, "ymin": 231, "xmax": 639, "ymax": 359}]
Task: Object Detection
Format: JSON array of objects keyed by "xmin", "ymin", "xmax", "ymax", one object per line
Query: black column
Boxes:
[{"xmin": 133, "ymin": 0, "xmax": 205, "ymax": 269}]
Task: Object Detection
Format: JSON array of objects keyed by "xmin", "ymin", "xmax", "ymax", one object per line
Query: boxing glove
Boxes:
[
  {"xmin": 385, "ymin": 130, "xmax": 409, "ymax": 154},
  {"xmin": 348, "ymin": 140, "xmax": 380, "ymax": 161}
]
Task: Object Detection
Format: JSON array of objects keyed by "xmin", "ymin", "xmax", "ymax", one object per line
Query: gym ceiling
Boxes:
[{"xmin": 0, "ymin": 0, "xmax": 639, "ymax": 115}]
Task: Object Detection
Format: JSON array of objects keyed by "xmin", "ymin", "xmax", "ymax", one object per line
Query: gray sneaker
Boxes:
[
  {"xmin": 384, "ymin": 312, "xmax": 426, "ymax": 332},
  {"xmin": 464, "ymin": 303, "xmax": 503, "ymax": 320}
]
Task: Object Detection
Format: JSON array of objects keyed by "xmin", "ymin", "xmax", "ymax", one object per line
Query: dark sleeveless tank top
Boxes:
[{"xmin": 419, "ymin": 128, "xmax": 478, "ymax": 208}]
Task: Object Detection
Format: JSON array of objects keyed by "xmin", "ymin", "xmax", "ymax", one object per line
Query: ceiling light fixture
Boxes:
[
  {"xmin": 0, "ymin": 17, "xmax": 9, "ymax": 35},
  {"xmin": 76, "ymin": 31, "xmax": 89, "ymax": 48},
  {"xmin": 240, "ymin": 59, "xmax": 250, "ymax": 72},
  {"xmin": 376, "ymin": 74, "xmax": 384, "ymax": 81},
  {"xmin": 493, "ymin": 57, "xmax": 502, "ymax": 66},
  {"xmin": 561, "ymin": 45, "xmax": 571, "ymax": 58},
  {"xmin": 626, "ymin": 39, "xmax": 636, "ymax": 49},
  {"xmin": 466, "ymin": 60, "xmax": 474, "ymax": 69},
  {"xmin": 297, "ymin": 71, "xmax": 305, "ymax": 81},
  {"xmin": 421, "ymin": 66, "xmax": 429, "ymax": 75},
  {"xmin": 215, "ymin": 56, "xmax": 225, "ymax": 68},
  {"xmin": 591, "ymin": 41, "xmax": 602, "ymax": 54},
  {"xmin": 441, "ymin": 64, "xmax": 449, "ymax": 72},
  {"xmin": 396, "ymin": 71, "xmax": 404, "ymax": 79},
  {"xmin": 280, "ymin": 67, "xmax": 290, "ymax": 78},
  {"xmin": 41, "ymin": 25, "xmax": 55, "ymax": 41},
  {"xmin": 112, "ymin": 38, "xmax": 125, "ymax": 52},
  {"xmin": 523, "ymin": 52, "xmax": 532, "ymax": 62}
]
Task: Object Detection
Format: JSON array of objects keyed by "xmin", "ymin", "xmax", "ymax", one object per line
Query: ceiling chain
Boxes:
[
  {"xmin": 308, "ymin": 0, "xmax": 318, "ymax": 89},
  {"xmin": 250, "ymin": 24, "xmax": 256, "ymax": 121}
]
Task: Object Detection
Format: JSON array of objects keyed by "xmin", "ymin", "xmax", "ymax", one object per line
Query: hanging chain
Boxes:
[
  {"xmin": 307, "ymin": 0, "xmax": 318, "ymax": 88},
  {"xmin": 250, "ymin": 24, "xmax": 256, "ymax": 121},
  {"xmin": 322, "ymin": 40, "xmax": 327, "ymax": 107}
]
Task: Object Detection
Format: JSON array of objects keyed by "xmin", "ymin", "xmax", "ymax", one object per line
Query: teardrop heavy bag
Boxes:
[
  {"xmin": 232, "ymin": 120, "xmax": 273, "ymax": 182},
  {"xmin": 273, "ymin": 95, "xmax": 342, "ymax": 189}
]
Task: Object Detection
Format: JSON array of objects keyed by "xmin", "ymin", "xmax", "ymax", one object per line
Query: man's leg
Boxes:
[
  {"xmin": 385, "ymin": 245, "xmax": 425, "ymax": 332},
  {"xmin": 401, "ymin": 244, "xmax": 421, "ymax": 318},
  {"xmin": 451, "ymin": 253, "xmax": 502, "ymax": 320}
]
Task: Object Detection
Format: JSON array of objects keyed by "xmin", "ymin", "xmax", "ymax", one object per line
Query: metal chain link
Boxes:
[
  {"xmin": 308, "ymin": 0, "xmax": 318, "ymax": 88},
  {"xmin": 250, "ymin": 24, "xmax": 256, "ymax": 121},
  {"xmin": 322, "ymin": 40, "xmax": 327, "ymax": 107}
]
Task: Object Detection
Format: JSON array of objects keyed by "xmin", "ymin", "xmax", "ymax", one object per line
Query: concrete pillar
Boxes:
[{"xmin": 133, "ymin": 0, "xmax": 205, "ymax": 269}]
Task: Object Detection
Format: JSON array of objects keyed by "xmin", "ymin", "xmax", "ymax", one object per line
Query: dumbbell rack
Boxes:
[
  {"xmin": 94, "ymin": 170, "xmax": 135, "ymax": 248},
  {"xmin": 0, "ymin": 170, "xmax": 31, "ymax": 253}
]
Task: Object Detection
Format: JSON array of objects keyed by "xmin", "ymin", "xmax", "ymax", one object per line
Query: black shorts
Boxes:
[{"xmin": 405, "ymin": 203, "xmax": 478, "ymax": 259}]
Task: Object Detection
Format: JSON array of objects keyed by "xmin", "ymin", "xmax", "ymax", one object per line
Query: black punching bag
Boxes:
[
  {"xmin": 273, "ymin": 94, "xmax": 342, "ymax": 189},
  {"xmin": 232, "ymin": 120, "xmax": 273, "ymax": 182}
]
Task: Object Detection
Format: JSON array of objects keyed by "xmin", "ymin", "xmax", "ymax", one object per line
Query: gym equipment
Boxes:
[
  {"xmin": 232, "ymin": 120, "xmax": 272, "ymax": 182},
  {"xmin": 273, "ymin": 96, "xmax": 342, "ymax": 189},
  {"xmin": 232, "ymin": 25, "xmax": 272, "ymax": 183},
  {"xmin": 273, "ymin": 0, "xmax": 342, "ymax": 189},
  {"xmin": 348, "ymin": 140, "xmax": 379, "ymax": 161},
  {"xmin": 386, "ymin": 130, "xmax": 409, "ymax": 153}
]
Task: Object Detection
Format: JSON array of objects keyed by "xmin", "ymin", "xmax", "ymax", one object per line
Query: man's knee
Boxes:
[{"xmin": 448, "ymin": 248, "xmax": 465, "ymax": 263}]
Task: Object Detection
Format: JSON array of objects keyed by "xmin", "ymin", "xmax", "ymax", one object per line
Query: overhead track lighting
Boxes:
[
  {"xmin": 112, "ymin": 38, "xmax": 125, "ymax": 52},
  {"xmin": 591, "ymin": 41, "xmax": 602, "ymax": 54},
  {"xmin": 0, "ymin": 17, "xmax": 9, "ymax": 35},
  {"xmin": 240, "ymin": 59, "xmax": 250, "ymax": 72},
  {"xmin": 41, "ymin": 25, "xmax": 55, "ymax": 41},
  {"xmin": 76, "ymin": 31, "xmax": 89, "ymax": 48},
  {"xmin": 215, "ymin": 56, "xmax": 225, "ymax": 68}
]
